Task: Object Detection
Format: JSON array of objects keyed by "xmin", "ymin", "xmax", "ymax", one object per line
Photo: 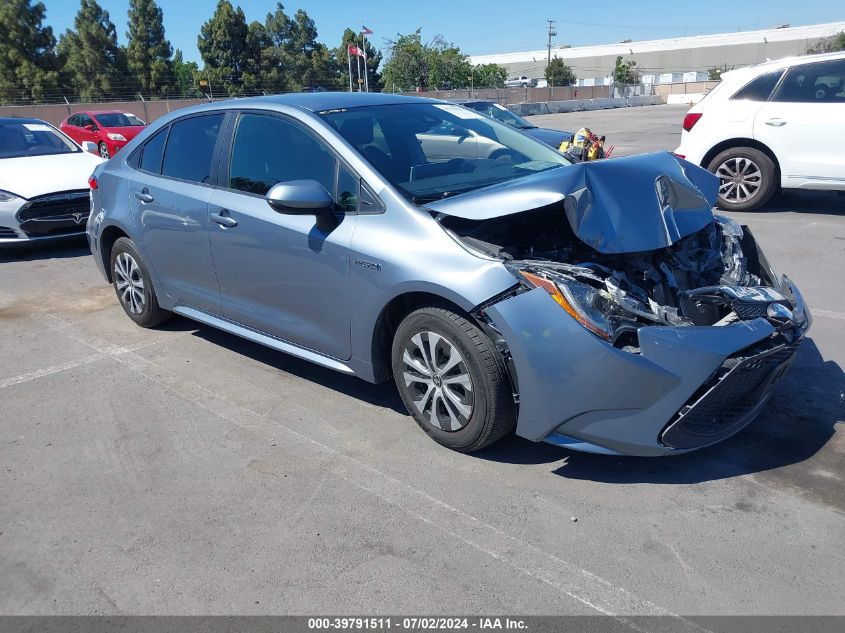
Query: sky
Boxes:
[{"xmin": 43, "ymin": 0, "xmax": 845, "ymax": 64}]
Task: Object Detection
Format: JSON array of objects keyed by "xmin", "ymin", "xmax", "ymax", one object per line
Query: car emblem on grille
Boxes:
[{"xmin": 72, "ymin": 213, "xmax": 85, "ymax": 224}]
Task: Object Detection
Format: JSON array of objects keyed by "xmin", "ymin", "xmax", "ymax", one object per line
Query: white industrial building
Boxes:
[{"xmin": 469, "ymin": 22, "xmax": 845, "ymax": 85}]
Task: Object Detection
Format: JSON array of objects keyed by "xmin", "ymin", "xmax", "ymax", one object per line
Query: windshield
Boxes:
[
  {"xmin": 94, "ymin": 112, "xmax": 146, "ymax": 127},
  {"xmin": 0, "ymin": 121, "xmax": 80, "ymax": 159},
  {"xmin": 322, "ymin": 103, "xmax": 569, "ymax": 203},
  {"xmin": 468, "ymin": 102, "xmax": 534, "ymax": 129}
]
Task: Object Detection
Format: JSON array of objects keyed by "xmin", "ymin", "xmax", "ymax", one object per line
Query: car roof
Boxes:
[
  {"xmin": 723, "ymin": 50, "xmax": 845, "ymax": 81},
  {"xmin": 0, "ymin": 117, "xmax": 51, "ymax": 125},
  {"xmin": 85, "ymin": 109, "xmax": 133, "ymax": 114},
  {"xmin": 239, "ymin": 92, "xmax": 443, "ymax": 112}
]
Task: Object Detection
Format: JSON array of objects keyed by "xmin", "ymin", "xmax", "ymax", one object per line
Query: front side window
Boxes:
[
  {"xmin": 773, "ymin": 59, "xmax": 845, "ymax": 103},
  {"xmin": 322, "ymin": 103, "xmax": 570, "ymax": 203},
  {"xmin": 0, "ymin": 121, "xmax": 80, "ymax": 159},
  {"xmin": 161, "ymin": 113, "xmax": 224, "ymax": 184},
  {"xmin": 78, "ymin": 113, "xmax": 94, "ymax": 128},
  {"xmin": 228, "ymin": 113, "xmax": 337, "ymax": 199},
  {"xmin": 731, "ymin": 70, "xmax": 784, "ymax": 101}
]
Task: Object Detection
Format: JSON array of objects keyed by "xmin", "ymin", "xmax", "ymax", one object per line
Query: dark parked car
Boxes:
[
  {"xmin": 87, "ymin": 93, "xmax": 810, "ymax": 456},
  {"xmin": 452, "ymin": 100, "xmax": 572, "ymax": 148}
]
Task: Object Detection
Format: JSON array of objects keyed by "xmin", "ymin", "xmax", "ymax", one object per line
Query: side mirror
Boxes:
[
  {"xmin": 84, "ymin": 124, "xmax": 94, "ymax": 131},
  {"xmin": 266, "ymin": 180, "xmax": 338, "ymax": 232},
  {"xmin": 81, "ymin": 141, "xmax": 98, "ymax": 154}
]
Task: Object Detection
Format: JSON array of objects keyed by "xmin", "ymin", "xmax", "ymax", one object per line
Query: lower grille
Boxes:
[
  {"xmin": 0, "ymin": 226, "xmax": 19, "ymax": 239},
  {"xmin": 731, "ymin": 299, "xmax": 789, "ymax": 320},
  {"xmin": 660, "ymin": 341, "xmax": 799, "ymax": 449},
  {"xmin": 17, "ymin": 190, "xmax": 90, "ymax": 237}
]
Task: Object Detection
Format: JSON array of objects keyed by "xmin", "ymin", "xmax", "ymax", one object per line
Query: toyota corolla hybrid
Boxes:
[{"xmin": 87, "ymin": 94, "xmax": 810, "ymax": 456}]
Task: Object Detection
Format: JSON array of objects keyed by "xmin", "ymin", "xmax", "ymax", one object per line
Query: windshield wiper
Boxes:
[{"xmin": 412, "ymin": 191, "xmax": 458, "ymax": 204}]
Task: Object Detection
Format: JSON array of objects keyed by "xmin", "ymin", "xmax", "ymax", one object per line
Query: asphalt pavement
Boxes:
[{"xmin": 1, "ymin": 104, "xmax": 843, "ymax": 618}]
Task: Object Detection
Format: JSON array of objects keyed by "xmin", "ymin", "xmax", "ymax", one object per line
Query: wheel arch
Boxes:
[
  {"xmin": 99, "ymin": 224, "xmax": 130, "ymax": 283},
  {"xmin": 701, "ymin": 138, "xmax": 781, "ymax": 180}
]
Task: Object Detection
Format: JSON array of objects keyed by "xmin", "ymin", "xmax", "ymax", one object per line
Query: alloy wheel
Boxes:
[
  {"xmin": 401, "ymin": 331, "xmax": 474, "ymax": 432},
  {"xmin": 99, "ymin": 144, "xmax": 110, "ymax": 159},
  {"xmin": 114, "ymin": 252, "xmax": 145, "ymax": 314},
  {"xmin": 715, "ymin": 156, "xmax": 762, "ymax": 204}
]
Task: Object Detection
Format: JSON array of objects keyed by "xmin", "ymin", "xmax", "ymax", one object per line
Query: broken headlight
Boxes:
[{"xmin": 517, "ymin": 269, "xmax": 616, "ymax": 340}]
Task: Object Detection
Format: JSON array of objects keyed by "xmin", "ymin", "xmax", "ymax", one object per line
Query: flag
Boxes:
[
  {"xmin": 347, "ymin": 44, "xmax": 363, "ymax": 57},
  {"xmin": 362, "ymin": 25, "xmax": 373, "ymax": 35}
]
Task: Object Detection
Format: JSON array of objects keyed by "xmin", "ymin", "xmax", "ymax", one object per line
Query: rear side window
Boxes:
[
  {"xmin": 773, "ymin": 59, "xmax": 845, "ymax": 103},
  {"xmin": 139, "ymin": 127, "xmax": 168, "ymax": 174},
  {"xmin": 731, "ymin": 70, "xmax": 784, "ymax": 101},
  {"xmin": 161, "ymin": 113, "xmax": 224, "ymax": 184}
]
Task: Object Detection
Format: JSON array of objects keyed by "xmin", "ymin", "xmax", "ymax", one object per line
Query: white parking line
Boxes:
[
  {"xmin": 42, "ymin": 312, "xmax": 709, "ymax": 631},
  {"xmin": 812, "ymin": 309, "xmax": 845, "ymax": 321}
]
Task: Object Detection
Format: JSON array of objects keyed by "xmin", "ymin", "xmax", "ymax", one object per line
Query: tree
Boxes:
[
  {"xmin": 381, "ymin": 30, "xmax": 473, "ymax": 92},
  {"xmin": 0, "ymin": 0, "xmax": 60, "ymax": 104},
  {"xmin": 613, "ymin": 55, "xmax": 640, "ymax": 85},
  {"xmin": 707, "ymin": 67, "xmax": 722, "ymax": 81},
  {"xmin": 286, "ymin": 9, "xmax": 335, "ymax": 91},
  {"xmin": 58, "ymin": 0, "xmax": 128, "ymax": 101},
  {"xmin": 472, "ymin": 63, "xmax": 507, "ymax": 89},
  {"xmin": 172, "ymin": 49, "xmax": 199, "ymax": 97},
  {"xmin": 426, "ymin": 35, "xmax": 472, "ymax": 90},
  {"xmin": 197, "ymin": 0, "xmax": 249, "ymax": 95},
  {"xmin": 807, "ymin": 31, "xmax": 845, "ymax": 54},
  {"xmin": 126, "ymin": 0, "xmax": 173, "ymax": 97},
  {"xmin": 545, "ymin": 58, "xmax": 576, "ymax": 86}
]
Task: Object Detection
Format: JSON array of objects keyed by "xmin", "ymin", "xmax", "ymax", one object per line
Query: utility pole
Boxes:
[{"xmin": 546, "ymin": 19, "xmax": 557, "ymax": 100}]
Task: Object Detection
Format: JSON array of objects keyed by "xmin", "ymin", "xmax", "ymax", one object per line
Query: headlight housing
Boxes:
[
  {"xmin": 107, "ymin": 133, "xmax": 126, "ymax": 141},
  {"xmin": 0, "ymin": 190, "xmax": 22, "ymax": 204}
]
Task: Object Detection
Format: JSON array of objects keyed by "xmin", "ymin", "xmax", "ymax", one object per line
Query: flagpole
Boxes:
[
  {"xmin": 356, "ymin": 53, "xmax": 362, "ymax": 92},
  {"xmin": 347, "ymin": 45, "xmax": 353, "ymax": 92},
  {"xmin": 362, "ymin": 30, "xmax": 369, "ymax": 92}
]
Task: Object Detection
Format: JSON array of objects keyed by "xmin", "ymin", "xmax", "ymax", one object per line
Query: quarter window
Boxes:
[
  {"xmin": 772, "ymin": 59, "xmax": 845, "ymax": 103},
  {"xmin": 228, "ymin": 113, "xmax": 341, "ymax": 204},
  {"xmin": 139, "ymin": 127, "xmax": 168, "ymax": 174},
  {"xmin": 161, "ymin": 113, "xmax": 224, "ymax": 184},
  {"xmin": 731, "ymin": 70, "xmax": 784, "ymax": 101}
]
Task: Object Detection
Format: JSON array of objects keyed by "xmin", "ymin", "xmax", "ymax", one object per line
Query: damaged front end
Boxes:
[{"xmin": 433, "ymin": 152, "xmax": 810, "ymax": 455}]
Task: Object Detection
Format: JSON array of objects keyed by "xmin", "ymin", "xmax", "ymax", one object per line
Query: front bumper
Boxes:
[
  {"xmin": 0, "ymin": 193, "xmax": 90, "ymax": 245},
  {"xmin": 485, "ymin": 278, "xmax": 810, "ymax": 456}
]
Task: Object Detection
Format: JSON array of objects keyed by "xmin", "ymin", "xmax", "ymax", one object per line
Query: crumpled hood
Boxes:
[
  {"xmin": 524, "ymin": 126, "xmax": 572, "ymax": 148},
  {"xmin": 0, "ymin": 152, "xmax": 103, "ymax": 199},
  {"xmin": 429, "ymin": 151, "xmax": 720, "ymax": 254}
]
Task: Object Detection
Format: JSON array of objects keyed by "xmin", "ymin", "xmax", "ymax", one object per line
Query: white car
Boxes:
[
  {"xmin": 675, "ymin": 51, "xmax": 845, "ymax": 211},
  {"xmin": 0, "ymin": 117, "xmax": 103, "ymax": 244}
]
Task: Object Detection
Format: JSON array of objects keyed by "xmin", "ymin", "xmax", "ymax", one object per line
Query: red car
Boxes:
[{"xmin": 60, "ymin": 110, "xmax": 147, "ymax": 159}]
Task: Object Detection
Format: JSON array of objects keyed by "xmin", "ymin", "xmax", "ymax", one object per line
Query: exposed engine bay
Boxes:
[{"xmin": 439, "ymin": 201, "xmax": 802, "ymax": 350}]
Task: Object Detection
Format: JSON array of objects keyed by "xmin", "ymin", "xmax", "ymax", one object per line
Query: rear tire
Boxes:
[
  {"xmin": 110, "ymin": 237, "xmax": 170, "ymax": 328},
  {"xmin": 98, "ymin": 142, "xmax": 110, "ymax": 159},
  {"xmin": 391, "ymin": 306, "xmax": 516, "ymax": 452},
  {"xmin": 707, "ymin": 146, "xmax": 777, "ymax": 211}
]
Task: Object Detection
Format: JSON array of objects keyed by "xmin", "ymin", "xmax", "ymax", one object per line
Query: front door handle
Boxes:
[
  {"xmin": 134, "ymin": 188, "xmax": 154, "ymax": 203},
  {"xmin": 764, "ymin": 118, "xmax": 787, "ymax": 127},
  {"xmin": 210, "ymin": 210, "xmax": 238, "ymax": 228}
]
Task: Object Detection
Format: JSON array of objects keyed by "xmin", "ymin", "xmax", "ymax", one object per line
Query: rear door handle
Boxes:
[
  {"xmin": 764, "ymin": 118, "xmax": 787, "ymax": 127},
  {"xmin": 210, "ymin": 210, "xmax": 238, "ymax": 228},
  {"xmin": 134, "ymin": 189, "xmax": 154, "ymax": 203}
]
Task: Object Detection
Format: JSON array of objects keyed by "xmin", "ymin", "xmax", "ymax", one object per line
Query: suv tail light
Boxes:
[
  {"xmin": 683, "ymin": 112, "xmax": 703, "ymax": 132},
  {"xmin": 88, "ymin": 176, "xmax": 98, "ymax": 190}
]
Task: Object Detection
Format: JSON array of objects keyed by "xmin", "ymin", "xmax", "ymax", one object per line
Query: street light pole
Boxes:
[{"xmin": 547, "ymin": 19, "xmax": 557, "ymax": 100}]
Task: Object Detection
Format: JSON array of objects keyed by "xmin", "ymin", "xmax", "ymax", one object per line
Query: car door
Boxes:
[
  {"xmin": 129, "ymin": 112, "xmax": 226, "ymax": 313},
  {"xmin": 754, "ymin": 57, "xmax": 845, "ymax": 188},
  {"xmin": 207, "ymin": 111, "xmax": 357, "ymax": 360}
]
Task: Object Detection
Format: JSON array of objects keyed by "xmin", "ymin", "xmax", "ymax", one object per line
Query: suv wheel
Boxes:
[
  {"xmin": 391, "ymin": 306, "xmax": 516, "ymax": 452},
  {"xmin": 708, "ymin": 147, "xmax": 777, "ymax": 211},
  {"xmin": 110, "ymin": 237, "xmax": 170, "ymax": 328}
]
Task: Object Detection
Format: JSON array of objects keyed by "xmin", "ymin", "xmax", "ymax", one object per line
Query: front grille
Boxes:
[
  {"xmin": 16, "ymin": 190, "xmax": 90, "ymax": 236},
  {"xmin": 660, "ymin": 340, "xmax": 799, "ymax": 449},
  {"xmin": 0, "ymin": 226, "xmax": 19, "ymax": 239},
  {"xmin": 731, "ymin": 299, "xmax": 789, "ymax": 320}
]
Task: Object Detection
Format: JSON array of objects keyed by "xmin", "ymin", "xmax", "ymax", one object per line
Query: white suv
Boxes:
[{"xmin": 675, "ymin": 51, "xmax": 845, "ymax": 211}]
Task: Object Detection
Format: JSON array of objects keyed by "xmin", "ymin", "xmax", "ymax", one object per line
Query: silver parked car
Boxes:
[{"xmin": 87, "ymin": 94, "xmax": 810, "ymax": 456}]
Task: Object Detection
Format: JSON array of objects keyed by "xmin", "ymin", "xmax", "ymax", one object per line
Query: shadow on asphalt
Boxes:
[
  {"xmin": 187, "ymin": 319, "xmax": 408, "ymax": 415},
  {"xmin": 0, "ymin": 236, "xmax": 90, "ymax": 262},
  {"xmin": 760, "ymin": 190, "xmax": 845, "ymax": 216},
  {"xmin": 479, "ymin": 338, "xmax": 843, "ymax": 489}
]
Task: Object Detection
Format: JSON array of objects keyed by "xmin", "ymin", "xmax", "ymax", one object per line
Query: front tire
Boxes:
[
  {"xmin": 391, "ymin": 306, "xmax": 516, "ymax": 452},
  {"xmin": 110, "ymin": 237, "xmax": 170, "ymax": 328},
  {"xmin": 708, "ymin": 147, "xmax": 777, "ymax": 211}
]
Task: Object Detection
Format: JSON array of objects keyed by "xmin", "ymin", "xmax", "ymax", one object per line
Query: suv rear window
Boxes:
[
  {"xmin": 731, "ymin": 70, "xmax": 784, "ymax": 101},
  {"xmin": 161, "ymin": 114, "xmax": 224, "ymax": 184}
]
